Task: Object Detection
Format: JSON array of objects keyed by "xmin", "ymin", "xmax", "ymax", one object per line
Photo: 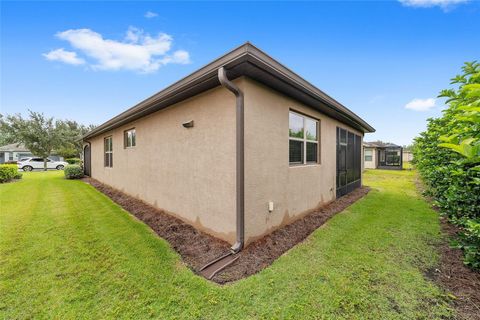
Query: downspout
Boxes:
[{"xmin": 218, "ymin": 67, "xmax": 244, "ymax": 253}]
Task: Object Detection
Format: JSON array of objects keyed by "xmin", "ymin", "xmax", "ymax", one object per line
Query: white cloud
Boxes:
[
  {"xmin": 398, "ymin": 0, "xmax": 469, "ymax": 10},
  {"xmin": 44, "ymin": 27, "xmax": 190, "ymax": 73},
  {"xmin": 160, "ymin": 50, "xmax": 190, "ymax": 65},
  {"xmin": 42, "ymin": 48, "xmax": 85, "ymax": 65},
  {"xmin": 405, "ymin": 98, "xmax": 437, "ymax": 111},
  {"xmin": 144, "ymin": 11, "xmax": 158, "ymax": 18}
]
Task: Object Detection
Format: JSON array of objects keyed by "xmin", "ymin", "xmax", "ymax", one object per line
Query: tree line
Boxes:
[
  {"xmin": 413, "ymin": 61, "xmax": 480, "ymax": 269},
  {"xmin": 0, "ymin": 111, "xmax": 95, "ymax": 170}
]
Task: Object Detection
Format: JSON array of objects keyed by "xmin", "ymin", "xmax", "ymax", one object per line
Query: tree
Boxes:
[
  {"xmin": 1, "ymin": 111, "xmax": 96, "ymax": 168},
  {"xmin": 1, "ymin": 111, "xmax": 64, "ymax": 170},
  {"xmin": 56, "ymin": 120, "xmax": 96, "ymax": 158},
  {"xmin": 0, "ymin": 114, "xmax": 16, "ymax": 146}
]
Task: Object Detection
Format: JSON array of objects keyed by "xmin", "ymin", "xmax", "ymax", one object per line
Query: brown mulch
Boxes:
[
  {"xmin": 83, "ymin": 177, "xmax": 368, "ymax": 284},
  {"xmin": 213, "ymin": 187, "xmax": 369, "ymax": 283},
  {"xmin": 416, "ymin": 178, "xmax": 480, "ymax": 320},
  {"xmin": 426, "ymin": 219, "xmax": 480, "ymax": 320}
]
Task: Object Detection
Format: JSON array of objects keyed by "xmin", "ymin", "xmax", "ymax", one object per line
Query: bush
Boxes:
[
  {"xmin": 454, "ymin": 220, "xmax": 480, "ymax": 269},
  {"xmin": 13, "ymin": 171, "xmax": 23, "ymax": 180},
  {"xmin": 65, "ymin": 158, "xmax": 81, "ymax": 165},
  {"xmin": 414, "ymin": 61, "xmax": 480, "ymax": 269},
  {"xmin": 0, "ymin": 164, "xmax": 19, "ymax": 183},
  {"xmin": 64, "ymin": 165, "xmax": 84, "ymax": 179}
]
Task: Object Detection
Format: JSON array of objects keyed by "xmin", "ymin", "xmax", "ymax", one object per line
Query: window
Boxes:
[
  {"xmin": 104, "ymin": 136, "xmax": 113, "ymax": 167},
  {"xmin": 124, "ymin": 128, "xmax": 136, "ymax": 148},
  {"xmin": 289, "ymin": 111, "xmax": 319, "ymax": 165},
  {"xmin": 364, "ymin": 149, "xmax": 373, "ymax": 161}
]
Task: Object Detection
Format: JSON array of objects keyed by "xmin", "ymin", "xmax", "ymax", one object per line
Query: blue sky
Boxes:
[{"xmin": 1, "ymin": 1, "xmax": 479, "ymax": 145}]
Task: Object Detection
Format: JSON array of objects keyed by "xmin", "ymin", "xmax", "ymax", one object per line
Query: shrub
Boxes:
[
  {"xmin": 13, "ymin": 171, "xmax": 23, "ymax": 180},
  {"xmin": 65, "ymin": 158, "xmax": 81, "ymax": 165},
  {"xmin": 0, "ymin": 164, "xmax": 19, "ymax": 183},
  {"xmin": 64, "ymin": 165, "xmax": 84, "ymax": 179},
  {"xmin": 414, "ymin": 61, "xmax": 480, "ymax": 269},
  {"xmin": 453, "ymin": 220, "xmax": 480, "ymax": 269}
]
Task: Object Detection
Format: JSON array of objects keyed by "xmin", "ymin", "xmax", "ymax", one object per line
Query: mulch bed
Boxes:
[
  {"xmin": 416, "ymin": 178, "xmax": 480, "ymax": 320},
  {"xmin": 83, "ymin": 177, "xmax": 368, "ymax": 284},
  {"xmin": 426, "ymin": 219, "xmax": 480, "ymax": 320}
]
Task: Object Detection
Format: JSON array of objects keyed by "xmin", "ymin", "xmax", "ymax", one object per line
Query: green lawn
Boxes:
[{"xmin": 0, "ymin": 170, "xmax": 452, "ymax": 319}]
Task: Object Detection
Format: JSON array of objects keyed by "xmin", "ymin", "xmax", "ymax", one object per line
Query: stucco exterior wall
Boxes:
[
  {"xmin": 403, "ymin": 150, "xmax": 413, "ymax": 163},
  {"xmin": 88, "ymin": 76, "xmax": 365, "ymax": 246},
  {"xmin": 88, "ymin": 83, "xmax": 239, "ymax": 244},
  {"xmin": 364, "ymin": 147, "xmax": 377, "ymax": 169},
  {"xmin": 242, "ymin": 78, "xmax": 363, "ymax": 244}
]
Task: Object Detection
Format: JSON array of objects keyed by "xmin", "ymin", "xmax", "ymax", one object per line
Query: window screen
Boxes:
[{"xmin": 336, "ymin": 127, "xmax": 362, "ymax": 198}]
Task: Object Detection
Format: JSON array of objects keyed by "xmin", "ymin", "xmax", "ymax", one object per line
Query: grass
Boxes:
[
  {"xmin": 0, "ymin": 170, "xmax": 452, "ymax": 319},
  {"xmin": 403, "ymin": 161, "xmax": 414, "ymax": 170}
]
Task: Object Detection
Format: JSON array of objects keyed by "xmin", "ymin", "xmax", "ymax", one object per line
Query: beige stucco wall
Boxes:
[
  {"xmin": 88, "ymin": 83, "xmax": 239, "ymax": 243},
  {"xmin": 364, "ymin": 147, "xmax": 377, "ymax": 169},
  {"xmin": 242, "ymin": 78, "xmax": 363, "ymax": 244},
  {"xmin": 88, "ymin": 77, "xmax": 365, "ymax": 246},
  {"xmin": 403, "ymin": 150, "xmax": 413, "ymax": 163}
]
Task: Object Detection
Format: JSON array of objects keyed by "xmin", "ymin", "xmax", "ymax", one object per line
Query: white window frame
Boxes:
[
  {"xmin": 124, "ymin": 128, "xmax": 136, "ymax": 148},
  {"xmin": 289, "ymin": 110, "xmax": 320, "ymax": 166},
  {"xmin": 364, "ymin": 149, "xmax": 373, "ymax": 162},
  {"xmin": 104, "ymin": 136, "xmax": 113, "ymax": 168}
]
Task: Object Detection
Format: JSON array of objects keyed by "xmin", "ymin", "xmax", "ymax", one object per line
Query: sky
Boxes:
[{"xmin": 1, "ymin": 0, "xmax": 479, "ymax": 146}]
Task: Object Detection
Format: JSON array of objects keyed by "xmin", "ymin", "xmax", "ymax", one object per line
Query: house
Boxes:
[
  {"xmin": 82, "ymin": 43, "xmax": 375, "ymax": 250},
  {"xmin": 402, "ymin": 150, "xmax": 413, "ymax": 163},
  {"xmin": 0, "ymin": 143, "xmax": 64, "ymax": 164},
  {"xmin": 363, "ymin": 141, "xmax": 403, "ymax": 170},
  {"xmin": 0, "ymin": 143, "xmax": 32, "ymax": 163}
]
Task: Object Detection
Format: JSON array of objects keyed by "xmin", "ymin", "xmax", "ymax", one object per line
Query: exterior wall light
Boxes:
[{"xmin": 182, "ymin": 120, "xmax": 194, "ymax": 128}]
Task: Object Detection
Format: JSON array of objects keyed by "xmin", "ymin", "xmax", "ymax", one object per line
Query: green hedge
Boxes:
[
  {"xmin": 0, "ymin": 164, "xmax": 21, "ymax": 183},
  {"xmin": 413, "ymin": 62, "xmax": 480, "ymax": 269},
  {"xmin": 64, "ymin": 164, "xmax": 84, "ymax": 179},
  {"xmin": 65, "ymin": 158, "xmax": 81, "ymax": 165}
]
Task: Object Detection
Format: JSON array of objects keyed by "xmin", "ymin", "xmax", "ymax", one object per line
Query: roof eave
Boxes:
[{"xmin": 83, "ymin": 43, "xmax": 374, "ymax": 140}]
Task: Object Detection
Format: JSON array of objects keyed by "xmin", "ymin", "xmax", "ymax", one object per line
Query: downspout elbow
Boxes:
[{"xmin": 218, "ymin": 67, "xmax": 245, "ymax": 253}]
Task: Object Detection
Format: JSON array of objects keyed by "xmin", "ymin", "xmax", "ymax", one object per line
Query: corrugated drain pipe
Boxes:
[{"xmin": 218, "ymin": 67, "xmax": 244, "ymax": 253}]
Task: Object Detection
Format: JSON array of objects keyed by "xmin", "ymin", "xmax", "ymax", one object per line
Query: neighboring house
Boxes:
[
  {"xmin": 0, "ymin": 143, "xmax": 64, "ymax": 164},
  {"xmin": 363, "ymin": 141, "xmax": 403, "ymax": 170},
  {"xmin": 0, "ymin": 143, "xmax": 32, "ymax": 163},
  {"xmin": 403, "ymin": 150, "xmax": 413, "ymax": 163},
  {"xmin": 83, "ymin": 43, "xmax": 375, "ymax": 249}
]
